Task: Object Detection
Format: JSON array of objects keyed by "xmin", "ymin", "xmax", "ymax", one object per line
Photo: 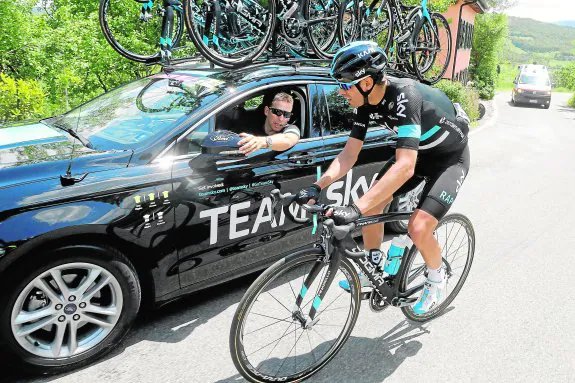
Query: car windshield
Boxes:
[
  {"xmin": 47, "ymin": 73, "xmax": 226, "ymax": 151},
  {"xmin": 519, "ymin": 74, "xmax": 550, "ymax": 86}
]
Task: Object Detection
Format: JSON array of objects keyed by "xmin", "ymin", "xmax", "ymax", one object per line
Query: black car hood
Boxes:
[{"xmin": 0, "ymin": 122, "xmax": 132, "ymax": 189}]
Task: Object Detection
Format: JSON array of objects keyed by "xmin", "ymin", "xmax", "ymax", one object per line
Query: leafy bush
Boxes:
[
  {"xmin": 568, "ymin": 94, "xmax": 575, "ymax": 108},
  {"xmin": 470, "ymin": 13, "xmax": 508, "ymax": 100},
  {"xmin": 433, "ymin": 79, "xmax": 480, "ymax": 122},
  {"xmin": 552, "ymin": 63, "xmax": 575, "ymax": 90},
  {"xmin": 0, "ymin": 73, "xmax": 46, "ymax": 123}
]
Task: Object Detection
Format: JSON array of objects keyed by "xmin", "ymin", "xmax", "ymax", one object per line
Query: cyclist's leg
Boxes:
[
  {"xmin": 410, "ymin": 145, "xmax": 470, "ymax": 313},
  {"xmin": 363, "ymin": 158, "xmax": 424, "ymax": 253}
]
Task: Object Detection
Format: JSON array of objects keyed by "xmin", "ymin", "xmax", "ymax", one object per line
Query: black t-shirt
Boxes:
[{"xmin": 349, "ymin": 77, "xmax": 468, "ymax": 156}]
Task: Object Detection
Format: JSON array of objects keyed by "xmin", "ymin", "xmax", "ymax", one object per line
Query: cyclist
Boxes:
[{"xmin": 295, "ymin": 41, "xmax": 470, "ymax": 315}]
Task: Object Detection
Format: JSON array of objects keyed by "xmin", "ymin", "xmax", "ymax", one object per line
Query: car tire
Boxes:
[
  {"xmin": 386, "ymin": 181, "xmax": 425, "ymax": 234},
  {"xmin": 544, "ymin": 103, "xmax": 550, "ymax": 109},
  {"xmin": 0, "ymin": 245, "xmax": 141, "ymax": 374}
]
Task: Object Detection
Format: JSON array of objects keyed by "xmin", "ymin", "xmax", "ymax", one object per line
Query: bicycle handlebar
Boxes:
[{"xmin": 271, "ymin": 189, "xmax": 365, "ymax": 257}]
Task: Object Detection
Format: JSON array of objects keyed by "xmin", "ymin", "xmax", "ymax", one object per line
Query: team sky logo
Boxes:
[
  {"xmin": 369, "ymin": 112, "xmax": 382, "ymax": 119},
  {"xmin": 396, "ymin": 93, "xmax": 408, "ymax": 118},
  {"xmin": 199, "ymin": 169, "xmax": 378, "ymax": 245},
  {"xmin": 355, "ymin": 68, "xmax": 366, "ymax": 78}
]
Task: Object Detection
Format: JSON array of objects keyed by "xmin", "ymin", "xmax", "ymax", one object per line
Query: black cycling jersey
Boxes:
[{"xmin": 349, "ymin": 77, "xmax": 469, "ymax": 156}]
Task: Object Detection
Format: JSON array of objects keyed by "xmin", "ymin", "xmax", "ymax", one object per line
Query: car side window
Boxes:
[
  {"xmin": 321, "ymin": 84, "xmax": 355, "ymax": 136},
  {"xmin": 215, "ymin": 88, "xmax": 305, "ymax": 139},
  {"xmin": 179, "ymin": 119, "xmax": 210, "ymax": 155}
]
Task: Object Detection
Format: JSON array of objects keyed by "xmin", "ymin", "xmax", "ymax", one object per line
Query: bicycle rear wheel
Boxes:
[
  {"xmin": 230, "ymin": 249, "xmax": 361, "ymax": 382},
  {"xmin": 411, "ymin": 13, "xmax": 452, "ymax": 84},
  {"xmin": 399, "ymin": 213, "xmax": 475, "ymax": 322},
  {"xmin": 99, "ymin": 0, "xmax": 186, "ymax": 63},
  {"xmin": 184, "ymin": 0, "xmax": 276, "ymax": 68}
]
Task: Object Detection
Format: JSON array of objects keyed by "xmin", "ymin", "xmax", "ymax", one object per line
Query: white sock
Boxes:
[{"xmin": 427, "ymin": 266, "xmax": 445, "ymax": 283}]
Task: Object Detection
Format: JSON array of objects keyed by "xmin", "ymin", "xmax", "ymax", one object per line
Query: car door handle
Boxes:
[{"xmin": 288, "ymin": 154, "xmax": 314, "ymax": 165}]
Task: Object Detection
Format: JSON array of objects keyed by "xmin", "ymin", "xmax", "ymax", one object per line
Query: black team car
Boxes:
[{"xmin": 0, "ymin": 60, "xmax": 422, "ymax": 373}]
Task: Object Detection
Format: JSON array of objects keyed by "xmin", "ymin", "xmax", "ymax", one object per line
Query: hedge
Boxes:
[{"xmin": 433, "ymin": 80, "xmax": 480, "ymax": 122}]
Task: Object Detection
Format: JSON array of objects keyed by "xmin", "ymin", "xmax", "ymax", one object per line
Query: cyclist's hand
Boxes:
[
  {"xmin": 326, "ymin": 204, "xmax": 362, "ymax": 225},
  {"xmin": 295, "ymin": 184, "xmax": 321, "ymax": 205}
]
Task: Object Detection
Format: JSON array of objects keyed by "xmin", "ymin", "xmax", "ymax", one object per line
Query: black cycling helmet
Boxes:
[{"xmin": 330, "ymin": 41, "xmax": 388, "ymax": 105}]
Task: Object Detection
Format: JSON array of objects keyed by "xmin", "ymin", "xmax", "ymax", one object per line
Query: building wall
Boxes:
[{"xmin": 442, "ymin": 1, "xmax": 482, "ymax": 83}]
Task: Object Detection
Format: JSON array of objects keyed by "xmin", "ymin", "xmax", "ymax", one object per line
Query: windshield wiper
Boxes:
[{"xmin": 42, "ymin": 120, "xmax": 94, "ymax": 149}]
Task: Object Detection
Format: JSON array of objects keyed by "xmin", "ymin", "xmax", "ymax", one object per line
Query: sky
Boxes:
[{"xmin": 505, "ymin": 0, "xmax": 575, "ymax": 23}]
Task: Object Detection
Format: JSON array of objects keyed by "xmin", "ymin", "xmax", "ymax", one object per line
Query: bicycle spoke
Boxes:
[
  {"xmin": 243, "ymin": 313, "xmax": 295, "ymax": 336},
  {"xmin": 249, "ymin": 323, "xmax": 299, "ymax": 358},
  {"xmin": 267, "ymin": 292, "xmax": 293, "ymax": 315}
]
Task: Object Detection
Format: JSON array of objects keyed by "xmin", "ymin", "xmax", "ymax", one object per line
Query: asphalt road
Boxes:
[{"xmin": 9, "ymin": 92, "xmax": 575, "ymax": 383}]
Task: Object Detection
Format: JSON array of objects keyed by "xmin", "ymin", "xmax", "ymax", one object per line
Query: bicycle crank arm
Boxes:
[{"xmin": 391, "ymin": 297, "xmax": 418, "ymax": 307}]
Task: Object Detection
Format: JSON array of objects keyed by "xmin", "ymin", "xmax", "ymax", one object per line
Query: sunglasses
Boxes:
[
  {"xmin": 269, "ymin": 107, "xmax": 293, "ymax": 119},
  {"xmin": 334, "ymin": 75, "xmax": 370, "ymax": 91}
]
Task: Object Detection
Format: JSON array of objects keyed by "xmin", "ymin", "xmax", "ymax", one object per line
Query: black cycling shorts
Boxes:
[{"xmin": 377, "ymin": 145, "xmax": 470, "ymax": 220}]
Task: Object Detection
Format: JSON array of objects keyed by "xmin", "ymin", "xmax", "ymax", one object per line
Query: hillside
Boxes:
[{"xmin": 508, "ymin": 16, "xmax": 575, "ymax": 56}]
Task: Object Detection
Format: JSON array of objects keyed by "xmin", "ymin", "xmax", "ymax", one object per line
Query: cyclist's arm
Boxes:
[
  {"xmin": 315, "ymin": 137, "xmax": 363, "ymax": 189},
  {"xmin": 355, "ymin": 85, "xmax": 422, "ymax": 212},
  {"xmin": 355, "ymin": 148, "xmax": 416, "ymax": 212}
]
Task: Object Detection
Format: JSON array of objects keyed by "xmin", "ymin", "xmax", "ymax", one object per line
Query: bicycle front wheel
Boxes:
[
  {"xmin": 99, "ymin": 0, "xmax": 186, "ymax": 63},
  {"xmin": 400, "ymin": 213, "xmax": 475, "ymax": 322},
  {"xmin": 230, "ymin": 249, "xmax": 361, "ymax": 382}
]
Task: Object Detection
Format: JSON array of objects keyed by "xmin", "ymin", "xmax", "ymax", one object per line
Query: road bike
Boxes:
[
  {"xmin": 100, "ymin": 0, "xmax": 342, "ymax": 66},
  {"xmin": 339, "ymin": 0, "xmax": 452, "ymax": 84},
  {"xmin": 229, "ymin": 189, "xmax": 474, "ymax": 382},
  {"xmin": 184, "ymin": 0, "xmax": 343, "ymax": 68}
]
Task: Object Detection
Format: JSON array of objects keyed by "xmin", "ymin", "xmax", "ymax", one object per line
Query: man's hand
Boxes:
[
  {"xmin": 326, "ymin": 204, "xmax": 362, "ymax": 225},
  {"xmin": 238, "ymin": 133, "xmax": 267, "ymax": 156},
  {"xmin": 295, "ymin": 184, "xmax": 321, "ymax": 205}
]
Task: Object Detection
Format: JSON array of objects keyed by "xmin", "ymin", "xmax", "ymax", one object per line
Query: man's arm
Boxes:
[
  {"xmin": 237, "ymin": 131, "xmax": 299, "ymax": 155},
  {"xmin": 315, "ymin": 137, "xmax": 363, "ymax": 189},
  {"xmin": 354, "ymin": 85, "xmax": 423, "ymax": 213}
]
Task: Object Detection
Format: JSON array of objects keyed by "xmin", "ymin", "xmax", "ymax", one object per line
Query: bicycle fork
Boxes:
[{"xmin": 160, "ymin": 0, "xmax": 183, "ymax": 61}]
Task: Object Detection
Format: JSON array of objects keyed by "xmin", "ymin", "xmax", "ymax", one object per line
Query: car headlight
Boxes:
[{"xmin": 517, "ymin": 89, "xmax": 523, "ymax": 93}]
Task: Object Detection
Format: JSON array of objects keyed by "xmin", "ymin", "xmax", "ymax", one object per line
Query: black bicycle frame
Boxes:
[{"xmin": 294, "ymin": 210, "xmax": 426, "ymax": 324}]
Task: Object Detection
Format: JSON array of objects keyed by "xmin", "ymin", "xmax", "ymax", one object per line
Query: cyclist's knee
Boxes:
[{"xmin": 408, "ymin": 211, "xmax": 437, "ymax": 244}]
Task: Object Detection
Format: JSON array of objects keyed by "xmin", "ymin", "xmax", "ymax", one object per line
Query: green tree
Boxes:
[
  {"xmin": 0, "ymin": 74, "xmax": 46, "ymax": 123},
  {"xmin": 470, "ymin": 13, "xmax": 508, "ymax": 99}
]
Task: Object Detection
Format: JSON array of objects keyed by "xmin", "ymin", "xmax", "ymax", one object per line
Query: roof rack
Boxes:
[{"xmin": 159, "ymin": 56, "xmax": 332, "ymax": 73}]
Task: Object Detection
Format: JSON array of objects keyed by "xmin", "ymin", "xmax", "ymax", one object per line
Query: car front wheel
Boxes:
[{"xmin": 0, "ymin": 246, "xmax": 141, "ymax": 374}]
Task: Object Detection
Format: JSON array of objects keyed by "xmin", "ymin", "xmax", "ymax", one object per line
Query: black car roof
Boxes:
[{"xmin": 162, "ymin": 59, "xmax": 333, "ymax": 87}]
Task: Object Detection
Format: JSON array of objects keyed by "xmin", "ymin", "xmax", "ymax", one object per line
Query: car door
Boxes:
[
  {"xmin": 170, "ymin": 83, "xmax": 324, "ymax": 290},
  {"xmin": 312, "ymin": 82, "xmax": 396, "ymax": 207}
]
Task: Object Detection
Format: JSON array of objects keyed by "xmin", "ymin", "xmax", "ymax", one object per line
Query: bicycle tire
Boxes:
[
  {"xmin": 337, "ymin": 0, "xmax": 360, "ymax": 46},
  {"xmin": 184, "ymin": 0, "xmax": 276, "ymax": 68},
  {"xmin": 411, "ymin": 12, "xmax": 452, "ymax": 84},
  {"xmin": 230, "ymin": 249, "xmax": 361, "ymax": 382},
  {"xmin": 305, "ymin": 0, "xmax": 341, "ymax": 59},
  {"xmin": 399, "ymin": 213, "xmax": 475, "ymax": 322},
  {"xmin": 99, "ymin": 0, "xmax": 185, "ymax": 64}
]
